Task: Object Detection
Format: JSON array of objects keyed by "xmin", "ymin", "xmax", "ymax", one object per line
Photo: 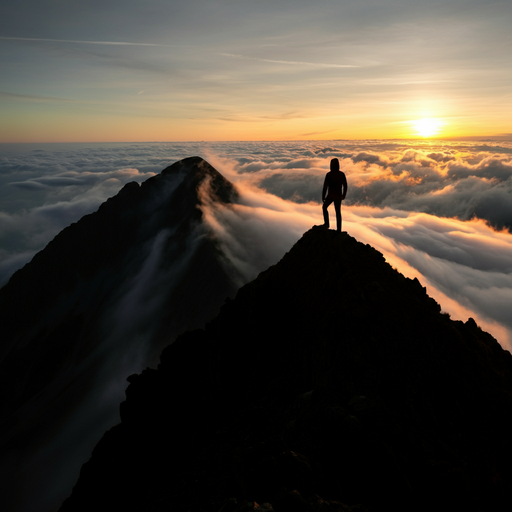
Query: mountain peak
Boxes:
[
  {"xmin": 161, "ymin": 155, "xmax": 210, "ymax": 176},
  {"xmin": 94, "ymin": 156, "xmax": 237, "ymax": 216},
  {"xmin": 0, "ymin": 157, "xmax": 242, "ymax": 512}
]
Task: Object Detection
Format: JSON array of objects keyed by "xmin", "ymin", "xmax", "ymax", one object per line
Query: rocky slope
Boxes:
[
  {"xmin": 60, "ymin": 228, "xmax": 512, "ymax": 512},
  {"xmin": 0, "ymin": 157, "xmax": 241, "ymax": 512}
]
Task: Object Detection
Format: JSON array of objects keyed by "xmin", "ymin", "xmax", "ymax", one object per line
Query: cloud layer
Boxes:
[
  {"xmin": 215, "ymin": 141, "xmax": 512, "ymax": 232},
  {"xmin": 1, "ymin": 140, "xmax": 512, "ymax": 349}
]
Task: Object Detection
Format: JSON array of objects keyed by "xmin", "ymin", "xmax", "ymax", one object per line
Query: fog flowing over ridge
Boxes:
[
  {"xmin": 1, "ymin": 140, "xmax": 512, "ymax": 352},
  {"xmin": 1, "ymin": 157, "xmax": 244, "ymax": 512}
]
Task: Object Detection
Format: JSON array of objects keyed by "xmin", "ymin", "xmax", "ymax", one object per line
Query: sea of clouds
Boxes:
[{"xmin": 1, "ymin": 140, "xmax": 512, "ymax": 349}]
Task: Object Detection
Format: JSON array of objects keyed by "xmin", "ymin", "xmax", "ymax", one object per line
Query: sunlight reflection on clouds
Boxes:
[
  {"xmin": 199, "ymin": 144, "xmax": 512, "ymax": 350},
  {"xmin": 1, "ymin": 140, "xmax": 512, "ymax": 348}
]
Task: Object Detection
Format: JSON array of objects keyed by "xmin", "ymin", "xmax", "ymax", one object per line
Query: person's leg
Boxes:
[
  {"xmin": 334, "ymin": 199, "xmax": 342, "ymax": 232},
  {"xmin": 322, "ymin": 198, "xmax": 333, "ymax": 227}
]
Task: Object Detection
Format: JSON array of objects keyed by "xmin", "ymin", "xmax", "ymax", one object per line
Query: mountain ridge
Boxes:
[{"xmin": 60, "ymin": 228, "xmax": 512, "ymax": 512}]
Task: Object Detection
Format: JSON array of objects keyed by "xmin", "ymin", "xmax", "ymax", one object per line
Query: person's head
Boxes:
[{"xmin": 330, "ymin": 158, "xmax": 340, "ymax": 171}]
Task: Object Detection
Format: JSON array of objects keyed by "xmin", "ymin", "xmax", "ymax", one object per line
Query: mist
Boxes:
[{"xmin": 201, "ymin": 172, "xmax": 512, "ymax": 350}]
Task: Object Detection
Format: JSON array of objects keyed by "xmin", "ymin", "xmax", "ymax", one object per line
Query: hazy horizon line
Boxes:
[{"xmin": 2, "ymin": 135, "xmax": 512, "ymax": 145}]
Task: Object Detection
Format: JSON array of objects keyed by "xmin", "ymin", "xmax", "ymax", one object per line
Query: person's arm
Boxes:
[
  {"xmin": 341, "ymin": 172, "xmax": 348, "ymax": 200},
  {"xmin": 322, "ymin": 174, "xmax": 329, "ymax": 201}
]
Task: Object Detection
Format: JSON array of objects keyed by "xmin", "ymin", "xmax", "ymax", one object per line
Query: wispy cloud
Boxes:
[
  {"xmin": 0, "ymin": 90, "xmax": 80, "ymax": 103},
  {"xmin": 357, "ymin": 77, "xmax": 455, "ymax": 85},
  {"xmin": 216, "ymin": 112, "xmax": 310, "ymax": 123},
  {"xmin": 219, "ymin": 52, "xmax": 359, "ymax": 68},
  {"xmin": 0, "ymin": 36, "xmax": 174, "ymax": 47},
  {"xmin": 300, "ymin": 129, "xmax": 340, "ymax": 137}
]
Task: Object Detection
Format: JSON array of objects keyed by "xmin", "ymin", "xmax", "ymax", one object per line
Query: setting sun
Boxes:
[{"xmin": 413, "ymin": 118, "xmax": 443, "ymax": 138}]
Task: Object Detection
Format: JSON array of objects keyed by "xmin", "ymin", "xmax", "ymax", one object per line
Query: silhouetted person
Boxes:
[{"xmin": 322, "ymin": 158, "xmax": 347, "ymax": 232}]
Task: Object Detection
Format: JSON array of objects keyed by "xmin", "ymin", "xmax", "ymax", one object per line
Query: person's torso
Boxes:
[{"xmin": 326, "ymin": 170, "xmax": 345, "ymax": 198}]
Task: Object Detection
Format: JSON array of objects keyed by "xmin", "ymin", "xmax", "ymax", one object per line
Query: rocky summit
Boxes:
[{"xmin": 60, "ymin": 228, "xmax": 512, "ymax": 512}]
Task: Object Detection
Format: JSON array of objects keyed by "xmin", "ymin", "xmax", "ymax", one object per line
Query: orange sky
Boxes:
[{"xmin": 1, "ymin": 1, "xmax": 511, "ymax": 142}]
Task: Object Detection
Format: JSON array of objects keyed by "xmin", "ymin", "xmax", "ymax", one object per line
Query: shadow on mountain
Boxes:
[{"xmin": 60, "ymin": 228, "xmax": 512, "ymax": 512}]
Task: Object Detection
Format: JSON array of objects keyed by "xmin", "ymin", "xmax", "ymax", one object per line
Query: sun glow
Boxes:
[{"xmin": 413, "ymin": 118, "xmax": 443, "ymax": 138}]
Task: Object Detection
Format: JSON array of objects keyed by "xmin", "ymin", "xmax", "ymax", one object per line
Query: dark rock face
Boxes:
[
  {"xmin": 0, "ymin": 157, "xmax": 241, "ymax": 512},
  {"xmin": 60, "ymin": 228, "xmax": 512, "ymax": 512}
]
